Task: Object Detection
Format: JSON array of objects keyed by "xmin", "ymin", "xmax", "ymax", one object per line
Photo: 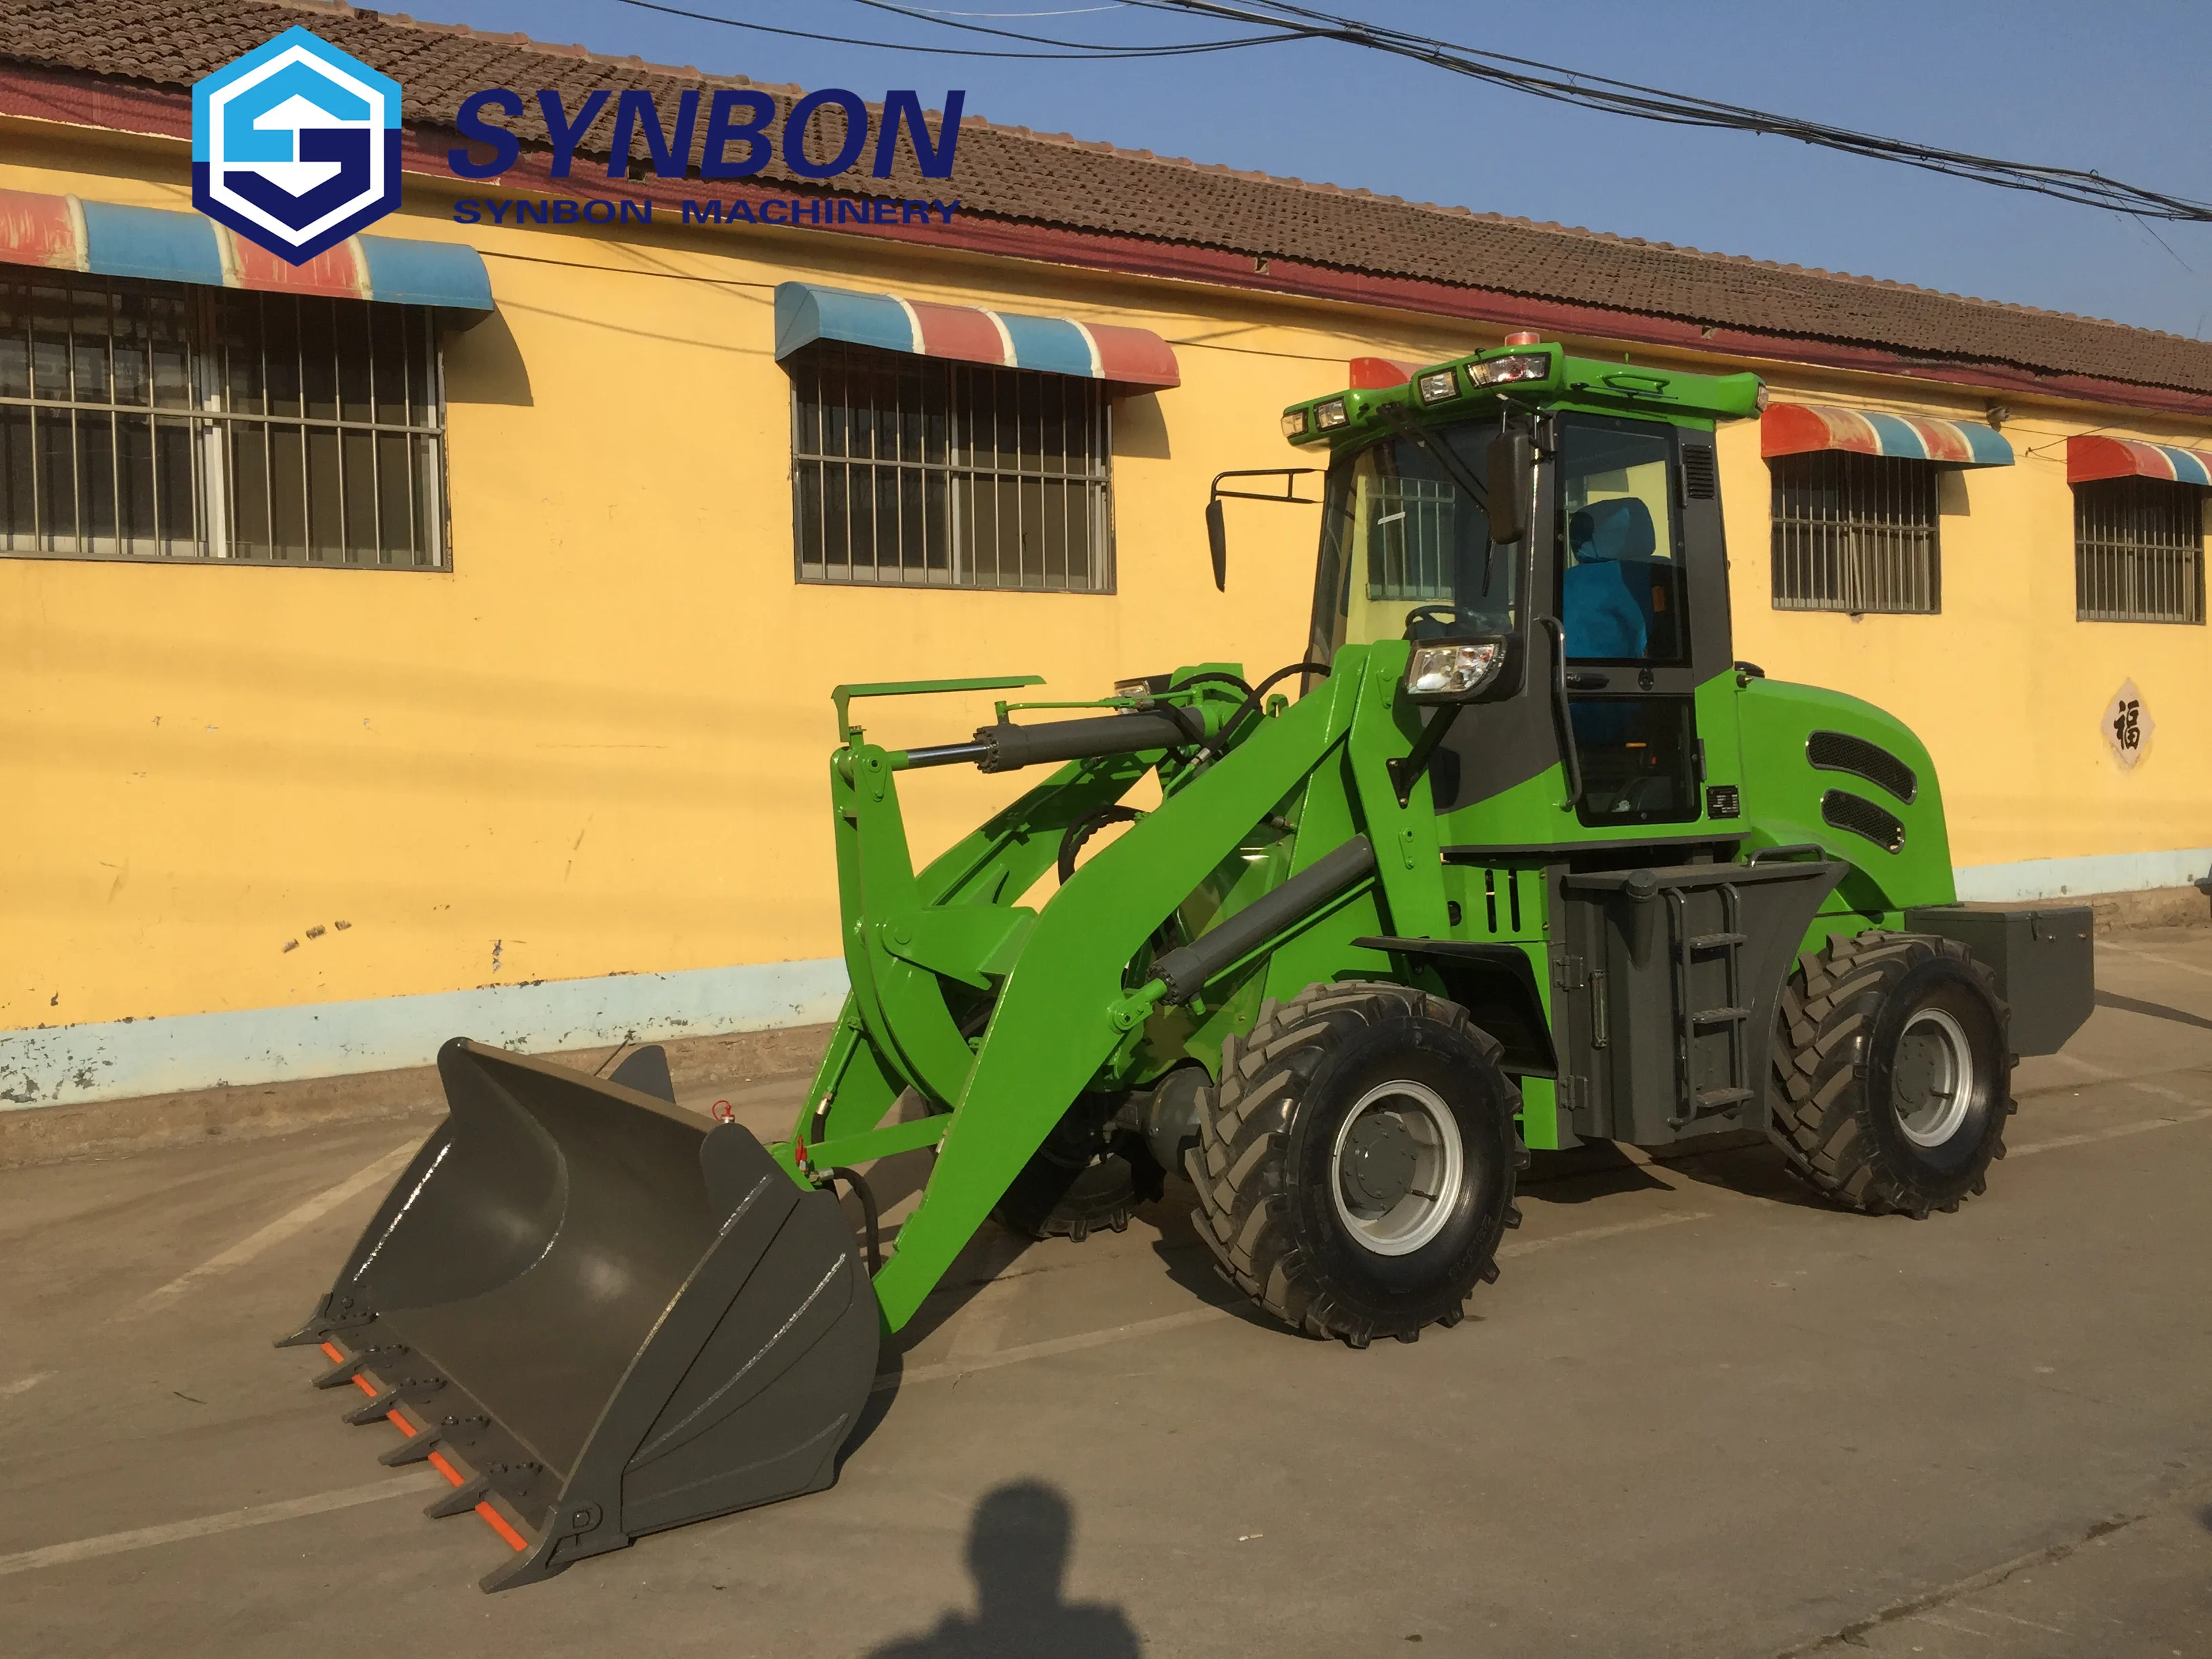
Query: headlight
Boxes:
[
  {"xmin": 1465, "ymin": 352, "xmax": 1549, "ymax": 388},
  {"xmin": 1280, "ymin": 408, "xmax": 1310, "ymax": 439},
  {"xmin": 1753, "ymin": 381, "xmax": 1770, "ymax": 412},
  {"xmin": 1415, "ymin": 369, "xmax": 1457, "ymax": 405},
  {"xmin": 1406, "ymin": 640, "xmax": 1505, "ymax": 699},
  {"xmin": 1314, "ymin": 398, "xmax": 1349, "ymax": 430}
]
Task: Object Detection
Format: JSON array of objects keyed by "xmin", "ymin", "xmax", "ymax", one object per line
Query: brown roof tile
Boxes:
[{"xmin": 7, "ymin": 0, "xmax": 2211, "ymax": 398}]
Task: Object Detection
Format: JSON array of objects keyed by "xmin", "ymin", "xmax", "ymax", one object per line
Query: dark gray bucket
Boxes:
[{"xmin": 279, "ymin": 1040, "xmax": 879, "ymax": 1591}]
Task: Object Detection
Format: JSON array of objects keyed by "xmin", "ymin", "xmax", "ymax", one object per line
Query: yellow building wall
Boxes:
[
  {"xmin": 1717, "ymin": 380, "xmax": 2212, "ymax": 877},
  {"xmin": 4, "ymin": 122, "xmax": 2207, "ymax": 1057}
]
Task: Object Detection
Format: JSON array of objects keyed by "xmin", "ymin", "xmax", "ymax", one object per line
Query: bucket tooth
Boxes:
[
  {"xmin": 380, "ymin": 1423, "xmax": 444, "ymax": 1465},
  {"xmin": 426, "ymin": 1473, "xmax": 495, "ymax": 1519},
  {"xmin": 378, "ymin": 1412, "xmax": 489, "ymax": 1467},
  {"xmin": 344, "ymin": 1378, "xmax": 444, "ymax": 1425},
  {"xmin": 312, "ymin": 1347, "xmax": 399, "ymax": 1389},
  {"xmin": 274, "ymin": 1290, "xmax": 381, "ymax": 1349}
]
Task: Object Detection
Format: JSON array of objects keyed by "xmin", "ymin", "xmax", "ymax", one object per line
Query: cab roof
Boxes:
[{"xmin": 1282, "ymin": 340, "xmax": 1766, "ymax": 449}]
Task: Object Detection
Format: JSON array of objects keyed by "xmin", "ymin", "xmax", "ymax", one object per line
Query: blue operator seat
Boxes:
[{"xmin": 1561, "ymin": 497, "xmax": 1655, "ymax": 661}]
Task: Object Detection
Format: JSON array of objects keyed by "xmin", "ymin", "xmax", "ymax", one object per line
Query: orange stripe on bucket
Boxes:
[
  {"xmin": 476, "ymin": 1502, "xmax": 529, "ymax": 1552},
  {"xmin": 352, "ymin": 1374, "xmax": 377, "ymax": 1398},
  {"xmin": 426, "ymin": 1450, "xmax": 466, "ymax": 1488},
  {"xmin": 319, "ymin": 1341, "xmax": 345, "ymax": 1364}
]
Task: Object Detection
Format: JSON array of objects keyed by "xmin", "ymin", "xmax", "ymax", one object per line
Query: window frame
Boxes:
[
  {"xmin": 787, "ymin": 340, "xmax": 1115, "ymax": 594},
  {"xmin": 1768, "ymin": 449, "xmax": 1942, "ymax": 616},
  {"xmin": 2072, "ymin": 474, "xmax": 2206, "ymax": 626},
  {"xmin": 0, "ymin": 268, "xmax": 451, "ymax": 571}
]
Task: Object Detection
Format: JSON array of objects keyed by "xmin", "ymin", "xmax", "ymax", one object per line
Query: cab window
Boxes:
[{"xmin": 1557, "ymin": 417, "xmax": 1685, "ymax": 663}]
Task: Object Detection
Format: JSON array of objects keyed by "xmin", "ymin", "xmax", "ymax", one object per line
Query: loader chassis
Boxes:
[{"xmin": 283, "ymin": 338, "xmax": 2095, "ymax": 1588}]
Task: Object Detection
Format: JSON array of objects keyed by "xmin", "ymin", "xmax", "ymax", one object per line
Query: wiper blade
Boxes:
[{"xmin": 1375, "ymin": 406, "xmax": 1501, "ymax": 596}]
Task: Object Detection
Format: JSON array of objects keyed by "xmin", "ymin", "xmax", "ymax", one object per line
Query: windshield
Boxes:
[{"xmin": 1309, "ymin": 422, "xmax": 1523, "ymax": 665}]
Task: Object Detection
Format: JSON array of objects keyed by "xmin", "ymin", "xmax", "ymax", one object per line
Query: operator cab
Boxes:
[{"xmin": 1284, "ymin": 342, "xmax": 1759, "ymax": 836}]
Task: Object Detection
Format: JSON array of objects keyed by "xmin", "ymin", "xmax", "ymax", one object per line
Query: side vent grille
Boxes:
[
  {"xmin": 1680, "ymin": 445, "xmax": 1718, "ymax": 500},
  {"xmin": 1807, "ymin": 729, "xmax": 1917, "ymax": 803},
  {"xmin": 1822, "ymin": 788, "xmax": 1906, "ymax": 854}
]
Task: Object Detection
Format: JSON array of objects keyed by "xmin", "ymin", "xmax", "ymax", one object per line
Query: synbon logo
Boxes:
[{"xmin": 193, "ymin": 26, "xmax": 403, "ymax": 264}]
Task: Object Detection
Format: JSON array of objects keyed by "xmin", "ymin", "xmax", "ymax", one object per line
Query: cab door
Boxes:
[{"xmin": 1549, "ymin": 412, "xmax": 1728, "ymax": 828}]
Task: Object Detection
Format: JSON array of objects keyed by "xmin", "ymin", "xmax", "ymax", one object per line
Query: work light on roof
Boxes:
[
  {"xmin": 1281, "ymin": 409, "xmax": 1311, "ymax": 439},
  {"xmin": 1416, "ymin": 369, "xmax": 1458, "ymax": 405},
  {"xmin": 1467, "ymin": 352, "xmax": 1549, "ymax": 389},
  {"xmin": 1315, "ymin": 398, "xmax": 1349, "ymax": 430}
]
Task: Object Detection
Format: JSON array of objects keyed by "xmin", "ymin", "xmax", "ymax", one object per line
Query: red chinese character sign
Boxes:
[{"xmin": 2102, "ymin": 678, "xmax": 2154, "ymax": 769}]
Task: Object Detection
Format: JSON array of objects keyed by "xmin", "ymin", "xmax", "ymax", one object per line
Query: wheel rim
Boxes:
[
  {"xmin": 1893, "ymin": 1007, "xmax": 1975, "ymax": 1147},
  {"xmin": 1330, "ymin": 1080, "xmax": 1465, "ymax": 1256}
]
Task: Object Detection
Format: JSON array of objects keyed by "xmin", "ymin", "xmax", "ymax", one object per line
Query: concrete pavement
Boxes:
[{"xmin": 3, "ymin": 927, "xmax": 2210, "ymax": 1656}]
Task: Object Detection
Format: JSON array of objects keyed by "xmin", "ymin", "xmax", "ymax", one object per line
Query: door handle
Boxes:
[
  {"xmin": 1565, "ymin": 672, "xmax": 1610, "ymax": 691},
  {"xmin": 1536, "ymin": 617, "xmax": 1584, "ymax": 813}
]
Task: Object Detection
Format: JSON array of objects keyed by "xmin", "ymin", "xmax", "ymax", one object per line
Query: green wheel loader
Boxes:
[{"xmin": 281, "ymin": 339, "xmax": 2095, "ymax": 1589}]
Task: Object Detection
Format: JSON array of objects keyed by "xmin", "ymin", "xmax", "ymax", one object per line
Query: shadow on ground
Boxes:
[
  {"xmin": 865, "ymin": 1481, "xmax": 1141, "ymax": 1658},
  {"xmin": 2096, "ymin": 989, "xmax": 2212, "ymax": 1033}
]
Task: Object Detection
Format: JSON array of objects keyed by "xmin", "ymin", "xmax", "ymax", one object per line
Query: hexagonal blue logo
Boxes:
[{"xmin": 192, "ymin": 27, "xmax": 402, "ymax": 266}]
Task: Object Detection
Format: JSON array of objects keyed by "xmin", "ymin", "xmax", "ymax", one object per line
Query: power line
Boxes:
[
  {"xmin": 609, "ymin": 0, "xmax": 1292, "ymax": 60},
  {"xmin": 1139, "ymin": 0, "xmax": 2212, "ymax": 222}
]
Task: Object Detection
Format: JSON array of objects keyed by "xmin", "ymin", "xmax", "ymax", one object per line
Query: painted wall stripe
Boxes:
[
  {"xmin": 1, "ymin": 956, "xmax": 850, "ymax": 1111},
  {"xmin": 1952, "ymin": 846, "xmax": 2212, "ymax": 903}
]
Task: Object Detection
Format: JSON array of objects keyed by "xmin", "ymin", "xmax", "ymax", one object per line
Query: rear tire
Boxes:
[
  {"xmin": 1186, "ymin": 981, "xmax": 1524, "ymax": 1346},
  {"xmin": 1769, "ymin": 930, "xmax": 2013, "ymax": 1217}
]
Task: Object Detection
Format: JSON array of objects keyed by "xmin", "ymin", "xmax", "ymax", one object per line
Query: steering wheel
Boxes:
[{"xmin": 1402, "ymin": 603, "xmax": 1471, "ymax": 639}]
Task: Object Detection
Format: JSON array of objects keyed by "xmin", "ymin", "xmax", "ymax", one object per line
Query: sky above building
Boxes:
[{"xmin": 419, "ymin": 0, "xmax": 2212, "ymax": 341}]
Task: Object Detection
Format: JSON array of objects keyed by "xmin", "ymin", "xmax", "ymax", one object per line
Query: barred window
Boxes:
[
  {"xmin": 1364, "ymin": 476, "xmax": 1456, "ymax": 600},
  {"xmin": 0, "ymin": 269, "xmax": 446, "ymax": 568},
  {"xmin": 790, "ymin": 341, "xmax": 1112, "ymax": 591},
  {"xmin": 2074, "ymin": 476, "xmax": 2205, "ymax": 624},
  {"xmin": 1769, "ymin": 451, "xmax": 1939, "ymax": 614}
]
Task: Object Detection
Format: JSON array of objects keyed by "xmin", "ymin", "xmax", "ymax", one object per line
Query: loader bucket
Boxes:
[{"xmin": 277, "ymin": 1040, "xmax": 879, "ymax": 1591}]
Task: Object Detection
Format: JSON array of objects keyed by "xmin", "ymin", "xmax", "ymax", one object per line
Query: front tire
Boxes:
[
  {"xmin": 1187, "ymin": 981, "xmax": 1524, "ymax": 1347},
  {"xmin": 1769, "ymin": 930, "xmax": 2013, "ymax": 1217}
]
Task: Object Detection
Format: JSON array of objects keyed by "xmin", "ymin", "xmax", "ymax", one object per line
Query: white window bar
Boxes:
[
  {"xmin": 0, "ymin": 270, "xmax": 447, "ymax": 568},
  {"xmin": 2074, "ymin": 476, "xmax": 2205, "ymax": 624},
  {"xmin": 1769, "ymin": 451, "xmax": 1940, "ymax": 615},
  {"xmin": 790, "ymin": 340, "xmax": 1113, "ymax": 593}
]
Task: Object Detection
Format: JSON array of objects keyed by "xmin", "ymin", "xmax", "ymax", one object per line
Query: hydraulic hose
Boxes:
[
  {"xmin": 1197, "ymin": 660, "xmax": 1332, "ymax": 758},
  {"xmin": 821, "ymin": 1167, "xmax": 882, "ymax": 1276}
]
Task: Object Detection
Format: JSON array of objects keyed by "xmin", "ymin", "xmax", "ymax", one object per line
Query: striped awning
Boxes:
[
  {"xmin": 0, "ymin": 188, "xmax": 492, "ymax": 311},
  {"xmin": 773, "ymin": 281, "xmax": 1179, "ymax": 389},
  {"xmin": 1763, "ymin": 402, "xmax": 2013, "ymax": 468},
  {"xmin": 2067, "ymin": 434, "xmax": 2212, "ymax": 486}
]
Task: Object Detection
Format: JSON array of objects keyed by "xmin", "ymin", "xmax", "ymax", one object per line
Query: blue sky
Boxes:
[{"xmin": 421, "ymin": 0, "xmax": 2212, "ymax": 339}]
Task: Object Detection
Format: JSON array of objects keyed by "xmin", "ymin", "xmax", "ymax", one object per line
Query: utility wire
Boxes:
[
  {"xmin": 610, "ymin": 0, "xmax": 1291, "ymax": 59},
  {"xmin": 1140, "ymin": 0, "xmax": 2212, "ymax": 222},
  {"xmin": 606, "ymin": 0, "xmax": 2212, "ymax": 222}
]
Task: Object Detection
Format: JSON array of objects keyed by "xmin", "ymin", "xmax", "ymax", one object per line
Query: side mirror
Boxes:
[
  {"xmin": 1485, "ymin": 432, "xmax": 1534, "ymax": 546},
  {"xmin": 1203, "ymin": 469, "xmax": 1318, "ymax": 594}
]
